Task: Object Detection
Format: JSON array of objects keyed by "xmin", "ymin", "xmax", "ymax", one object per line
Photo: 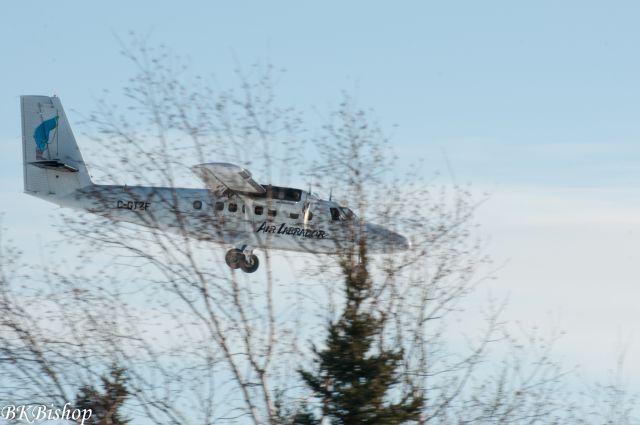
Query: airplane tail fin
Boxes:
[{"xmin": 20, "ymin": 95, "xmax": 92, "ymax": 199}]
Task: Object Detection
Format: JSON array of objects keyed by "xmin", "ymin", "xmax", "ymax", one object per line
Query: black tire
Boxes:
[
  {"xmin": 240, "ymin": 254, "xmax": 259, "ymax": 273},
  {"xmin": 225, "ymin": 249, "xmax": 243, "ymax": 269}
]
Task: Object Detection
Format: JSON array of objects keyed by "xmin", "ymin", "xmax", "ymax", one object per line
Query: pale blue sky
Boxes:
[
  {"xmin": 1, "ymin": 0, "xmax": 640, "ymax": 396},
  {"xmin": 2, "ymin": 1, "xmax": 640, "ymax": 186}
]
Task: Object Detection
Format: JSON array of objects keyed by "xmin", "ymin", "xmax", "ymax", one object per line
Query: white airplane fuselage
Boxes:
[
  {"xmin": 20, "ymin": 95, "xmax": 409, "ymax": 272},
  {"xmin": 44, "ymin": 184, "xmax": 408, "ymax": 255}
]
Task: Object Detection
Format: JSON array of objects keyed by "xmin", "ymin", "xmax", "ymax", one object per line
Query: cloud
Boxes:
[{"xmin": 473, "ymin": 185, "xmax": 640, "ymax": 385}]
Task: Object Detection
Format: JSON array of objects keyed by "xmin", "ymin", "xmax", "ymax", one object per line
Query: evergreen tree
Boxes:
[
  {"xmin": 75, "ymin": 365, "xmax": 130, "ymax": 425},
  {"xmin": 298, "ymin": 241, "xmax": 424, "ymax": 424}
]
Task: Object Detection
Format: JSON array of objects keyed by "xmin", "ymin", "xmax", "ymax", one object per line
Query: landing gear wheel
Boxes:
[
  {"xmin": 225, "ymin": 249, "xmax": 243, "ymax": 270},
  {"xmin": 240, "ymin": 254, "xmax": 260, "ymax": 273}
]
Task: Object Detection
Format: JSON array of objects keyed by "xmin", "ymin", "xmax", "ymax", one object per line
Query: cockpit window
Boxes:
[
  {"xmin": 340, "ymin": 207, "xmax": 355, "ymax": 220},
  {"xmin": 284, "ymin": 188, "xmax": 302, "ymax": 202},
  {"xmin": 330, "ymin": 207, "xmax": 341, "ymax": 221}
]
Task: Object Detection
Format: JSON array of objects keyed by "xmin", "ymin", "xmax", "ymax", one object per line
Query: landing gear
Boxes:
[
  {"xmin": 225, "ymin": 248, "xmax": 260, "ymax": 273},
  {"xmin": 225, "ymin": 249, "xmax": 243, "ymax": 269},
  {"xmin": 240, "ymin": 254, "xmax": 259, "ymax": 273}
]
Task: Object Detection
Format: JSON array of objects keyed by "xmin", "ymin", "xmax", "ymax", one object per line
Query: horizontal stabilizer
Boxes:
[{"xmin": 29, "ymin": 160, "xmax": 79, "ymax": 172}]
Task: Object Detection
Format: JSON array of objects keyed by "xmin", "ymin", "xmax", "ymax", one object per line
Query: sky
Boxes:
[{"xmin": 1, "ymin": 0, "xmax": 640, "ymax": 399}]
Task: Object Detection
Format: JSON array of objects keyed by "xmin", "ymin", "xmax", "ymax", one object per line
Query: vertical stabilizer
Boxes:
[{"xmin": 21, "ymin": 95, "xmax": 92, "ymax": 198}]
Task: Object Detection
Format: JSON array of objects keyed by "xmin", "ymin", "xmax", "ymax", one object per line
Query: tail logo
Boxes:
[{"xmin": 33, "ymin": 116, "xmax": 58, "ymax": 160}]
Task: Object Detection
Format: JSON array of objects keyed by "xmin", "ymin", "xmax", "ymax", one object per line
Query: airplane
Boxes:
[{"xmin": 20, "ymin": 95, "xmax": 410, "ymax": 273}]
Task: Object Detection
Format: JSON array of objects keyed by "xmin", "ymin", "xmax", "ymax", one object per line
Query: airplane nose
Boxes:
[
  {"xmin": 365, "ymin": 223, "xmax": 411, "ymax": 252},
  {"xmin": 393, "ymin": 233, "xmax": 411, "ymax": 251},
  {"xmin": 397, "ymin": 234, "xmax": 411, "ymax": 251}
]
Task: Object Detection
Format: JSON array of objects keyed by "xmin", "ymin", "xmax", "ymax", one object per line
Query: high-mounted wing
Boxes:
[{"xmin": 192, "ymin": 162, "xmax": 266, "ymax": 195}]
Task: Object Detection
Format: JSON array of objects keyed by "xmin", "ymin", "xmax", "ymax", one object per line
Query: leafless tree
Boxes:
[{"xmin": 0, "ymin": 38, "xmax": 637, "ymax": 425}]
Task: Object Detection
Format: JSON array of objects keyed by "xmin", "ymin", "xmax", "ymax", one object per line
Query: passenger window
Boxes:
[
  {"xmin": 255, "ymin": 206, "xmax": 264, "ymax": 215},
  {"xmin": 215, "ymin": 201, "xmax": 224, "ymax": 211},
  {"xmin": 193, "ymin": 200, "xmax": 202, "ymax": 210},
  {"xmin": 268, "ymin": 210, "xmax": 277, "ymax": 217},
  {"xmin": 229, "ymin": 203, "xmax": 237, "ymax": 213},
  {"xmin": 330, "ymin": 207, "xmax": 341, "ymax": 221},
  {"xmin": 290, "ymin": 213, "xmax": 299, "ymax": 219}
]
